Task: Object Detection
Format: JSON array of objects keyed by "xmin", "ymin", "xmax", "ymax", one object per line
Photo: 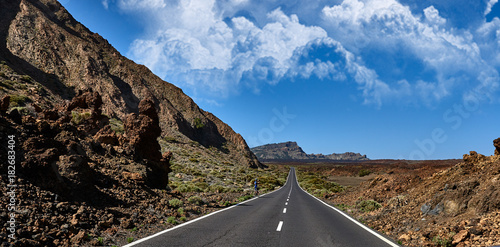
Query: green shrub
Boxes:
[
  {"xmin": 71, "ymin": 111, "xmax": 91, "ymax": 125},
  {"xmin": 167, "ymin": 216, "xmax": 178, "ymax": 225},
  {"xmin": 335, "ymin": 203, "xmax": 352, "ymax": 211},
  {"xmin": 109, "ymin": 118, "xmax": 124, "ymax": 134},
  {"xmin": 177, "ymin": 208, "xmax": 184, "ymax": 215},
  {"xmin": 356, "ymin": 200, "xmax": 382, "ymax": 212},
  {"xmin": 179, "ymin": 216, "xmax": 187, "ymax": 222},
  {"xmin": 10, "ymin": 106, "xmax": 29, "ymax": 115},
  {"xmin": 176, "ymin": 183, "xmax": 202, "ymax": 193},
  {"xmin": 20, "ymin": 75, "xmax": 32, "ymax": 82},
  {"xmin": 9, "ymin": 94, "xmax": 30, "ymax": 107},
  {"xmin": 163, "ymin": 136, "xmax": 178, "ymax": 143},
  {"xmin": 127, "ymin": 237, "xmax": 134, "ymax": 243},
  {"xmin": 193, "ymin": 118, "xmax": 204, "ymax": 129},
  {"xmin": 238, "ymin": 195, "xmax": 253, "ymax": 202},
  {"xmin": 220, "ymin": 201, "xmax": 233, "ymax": 207},
  {"xmin": 97, "ymin": 237, "xmax": 104, "ymax": 245},
  {"xmin": 188, "ymin": 196, "xmax": 204, "ymax": 205},
  {"xmin": 169, "ymin": 199, "xmax": 183, "ymax": 208},
  {"xmin": 209, "ymin": 184, "xmax": 228, "ymax": 193},
  {"xmin": 432, "ymin": 233, "xmax": 455, "ymax": 247},
  {"xmin": 358, "ymin": 169, "xmax": 372, "ymax": 177}
]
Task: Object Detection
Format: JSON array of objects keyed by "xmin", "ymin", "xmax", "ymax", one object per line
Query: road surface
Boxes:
[{"xmin": 125, "ymin": 168, "xmax": 399, "ymax": 247}]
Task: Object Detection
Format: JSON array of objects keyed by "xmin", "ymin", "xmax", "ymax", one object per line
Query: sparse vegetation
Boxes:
[
  {"xmin": 20, "ymin": 75, "xmax": 32, "ymax": 82},
  {"xmin": 356, "ymin": 200, "xmax": 381, "ymax": 212},
  {"xmin": 297, "ymin": 170, "xmax": 345, "ymax": 197},
  {"xmin": 335, "ymin": 203, "xmax": 352, "ymax": 212},
  {"xmin": 168, "ymin": 199, "xmax": 183, "ymax": 208},
  {"xmin": 71, "ymin": 111, "xmax": 91, "ymax": 124},
  {"xmin": 97, "ymin": 237, "xmax": 104, "ymax": 245},
  {"xmin": 432, "ymin": 232, "xmax": 455, "ymax": 247},
  {"xmin": 238, "ymin": 194, "xmax": 253, "ymax": 202},
  {"xmin": 358, "ymin": 169, "xmax": 371, "ymax": 177},
  {"xmin": 9, "ymin": 94, "xmax": 30, "ymax": 107},
  {"xmin": 126, "ymin": 237, "xmax": 134, "ymax": 243},
  {"xmin": 167, "ymin": 216, "xmax": 178, "ymax": 225},
  {"xmin": 109, "ymin": 118, "xmax": 124, "ymax": 134},
  {"xmin": 187, "ymin": 196, "xmax": 204, "ymax": 205},
  {"xmin": 193, "ymin": 118, "xmax": 204, "ymax": 129}
]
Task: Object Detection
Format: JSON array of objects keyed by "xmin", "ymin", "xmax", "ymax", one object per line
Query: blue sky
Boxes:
[{"xmin": 60, "ymin": 0, "xmax": 500, "ymax": 159}]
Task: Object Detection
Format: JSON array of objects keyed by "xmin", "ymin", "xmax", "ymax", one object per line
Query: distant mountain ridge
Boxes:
[{"xmin": 251, "ymin": 141, "xmax": 369, "ymax": 161}]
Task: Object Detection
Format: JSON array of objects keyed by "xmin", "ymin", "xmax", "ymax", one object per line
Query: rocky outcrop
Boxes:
[
  {"xmin": 18, "ymin": 90, "xmax": 170, "ymax": 193},
  {"xmin": 251, "ymin": 141, "xmax": 369, "ymax": 161},
  {"xmin": 0, "ymin": 0, "xmax": 262, "ymax": 168},
  {"xmin": 121, "ymin": 98, "xmax": 171, "ymax": 188},
  {"xmin": 494, "ymin": 138, "xmax": 500, "ymax": 156},
  {"xmin": 0, "ymin": 105, "xmax": 254, "ymax": 246}
]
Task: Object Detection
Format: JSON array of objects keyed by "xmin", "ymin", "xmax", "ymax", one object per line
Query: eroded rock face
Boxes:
[{"xmin": 122, "ymin": 98, "xmax": 171, "ymax": 188}]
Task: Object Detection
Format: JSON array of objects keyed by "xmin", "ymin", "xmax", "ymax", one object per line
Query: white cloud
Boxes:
[
  {"xmin": 118, "ymin": 0, "xmax": 166, "ymax": 11},
  {"xmin": 321, "ymin": 0, "xmax": 499, "ymax": 102},
  {"xmin": 485, "ymin": 0, "xmax": 499, "ymax": 16},
  {"xmin": 111, "ymin": 0, "xmax": 500, "ymax": 107},
  {"xmin": 102, "ymin": 0, "xmax": 109, "ymax": 10},
  {"xmin": 127, "ymin": 4, "xmax": 332, "ymax": 97}
]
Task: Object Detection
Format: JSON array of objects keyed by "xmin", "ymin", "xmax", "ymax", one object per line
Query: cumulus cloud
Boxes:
[
  {"xmin": 127, "ymin": 3, "xmax": 333, "ymax": 97},
  {"xmin": 110, "ymin": 0, "xmax": 499, "ymax": 107},
  {"xmin": 485, "ymin": 0, "xmax": 498, "ymax": 16},
  {"xmin": 321, "ymin": 0, "xmax": 499, "ymax": 103}
]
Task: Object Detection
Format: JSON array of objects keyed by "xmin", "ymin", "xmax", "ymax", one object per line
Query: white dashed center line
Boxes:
[
  {"xmin": 283, "ymin": 208, "xmax": 287, "ymax": 213},
  {"xmin": 276, "ymin": 221, "xmax": 283, "ymax": 231},
  {"xmin": 285, "ymin": 202, "xmax": 288, "ymax": 205}
]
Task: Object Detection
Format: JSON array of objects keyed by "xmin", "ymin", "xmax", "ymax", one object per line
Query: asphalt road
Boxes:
[{"xmin": 126, "ymin": 168, "xmax": 399, "ymax": 247}]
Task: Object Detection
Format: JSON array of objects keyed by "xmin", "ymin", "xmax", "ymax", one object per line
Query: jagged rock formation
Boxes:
[
  {"xmin": 494, "ymin": 138, "xmax": 500, "ymax": 156},
  {"xmin": 0, "ymin": 0, "xmax": 262, "ymax": 168},
  {"xmin": 251, "ymin": 141, "xmax": 369, "ymax": 161}
]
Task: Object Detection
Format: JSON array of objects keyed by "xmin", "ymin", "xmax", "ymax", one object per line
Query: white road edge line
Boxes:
[
  {"xmin": 123, "ymin": 169, "xmax": 295, "ymax": 247},
  {"xmin": 276, "ymin": 221, "xmax": 284, "ymax": 231},
  {"xmin": 293, "ymin": 168, "xmax": 399, "ymax": 247}
]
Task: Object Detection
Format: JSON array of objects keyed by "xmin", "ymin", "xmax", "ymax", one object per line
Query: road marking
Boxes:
[
  {"xmin": 293, "ymin": 169, "xmax": 399, "ymax": 247},
  {"xmin": 276, "ymin": 221, "xmax": 283, "ymax": 231},
  {"xmin": 122, "ymin": 174, "xmax": 293, "ymax": 247},
  {"xmin": 285, "ymin": 202, "xmax": 288, "ymax": 205},
  {"xmin": 283, "ymin": 208, "xmax": 287, "ymax": 213},
  {"xmin": 287, "ymin": 198, "xmax": 289, "ymax": 201}
]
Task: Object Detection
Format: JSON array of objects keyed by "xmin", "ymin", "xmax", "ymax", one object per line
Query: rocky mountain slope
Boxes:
[
  {"xmin": 251, "ymin": 141, "xmax": 369, "ymax": 161},
  {"xmin": 0, "ymin": 92, "xmax": 287, "ymax": 246},
  {"xmin": 0, "ymin": 0, "xmax": 262, "ymax": 169}
]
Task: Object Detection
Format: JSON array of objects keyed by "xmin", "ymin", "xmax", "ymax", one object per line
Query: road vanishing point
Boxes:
[{"xmin": 124, "ymin": 167, "xmax": 399, "ymax": 247}]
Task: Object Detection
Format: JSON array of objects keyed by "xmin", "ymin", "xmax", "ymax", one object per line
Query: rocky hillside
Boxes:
[
  {"xmin": 251, "ymin": 141, "xmax": 369, "ymax": 161},
  {"xmin": 299, "ymin": 138, "xmax": 500, "ymax": 246},
  {"xmin": 0, "ymin": 91, "xmax": 287, "ymax": 246},
  {"xmin": 0, "ymin": 0, "xmax": 262, "ymax": 169}
]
